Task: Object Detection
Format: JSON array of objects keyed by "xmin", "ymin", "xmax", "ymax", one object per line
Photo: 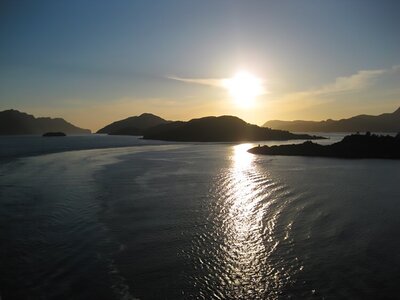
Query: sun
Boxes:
[{"xmin": 222, "ymin": 71, "xmax": 264, "ymax": 107}]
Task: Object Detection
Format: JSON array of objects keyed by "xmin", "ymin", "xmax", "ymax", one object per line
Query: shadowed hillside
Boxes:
[
  {"xmin": 263, "ymin": 107, "xmax": 400, "ymax": 132},
  {"xmin": 0, "ymin": 110, "xmax": 91, "ymax": 135},
  {"xmin": 143, "ymin": 115, "xmax": 324, "ymax": 142},
  {"xmin": 97, "ymin": 113, "xmax": 169, "ymax": 135}
]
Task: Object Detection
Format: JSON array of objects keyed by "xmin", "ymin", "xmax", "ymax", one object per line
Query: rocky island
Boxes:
[
  {"xmin": 248, "ymin": 133, "xmax": 400, "ymax": 159},
  {"xmin": 142, "ymin": 115, "xmax": 324, "ymax": 142}
]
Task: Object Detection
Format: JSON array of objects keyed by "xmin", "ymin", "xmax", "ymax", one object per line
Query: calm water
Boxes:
[{"xmin": 0, "ymin": 135, "xmax": 399, "ymax": 299}]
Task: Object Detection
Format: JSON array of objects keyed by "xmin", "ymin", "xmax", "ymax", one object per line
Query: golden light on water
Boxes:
[
  {"xmin": 220, "ymin": 144, "xmax": 269, "ymax": 296},
  {"xmin": 232, "ymin": 143, "xmax": 254, "ymax": 171},
  {"xmin": 229, "ymin": 144, "xmax": 262, "ymax": 240},
  {"xmin": 195, "ymin": 144, "xmax": 297, "ymax": 297},
  {"xmin": 222, "ymin": 71, "xmax": 265, "ymax": 108},
  {"xmin": 211, "ymin": 143, "xmax": 293, "ymax": 297}
]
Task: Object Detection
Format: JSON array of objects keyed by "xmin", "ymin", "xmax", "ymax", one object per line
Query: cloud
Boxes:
[
  {"xmin": 170, "ymin": 66, "xmax": 399, "ymax": 100},
  {"xmin": 264, "ymin": 65, "xmax": 400, "ymax": 120},
  {"xmin": 167, "ymin": 76, "xmax": 225, "ymax": 88},
  {"xmin": 279, "ymin": 65, "xmax": 400, "ymax": 104},
  {"xmin": 312, "ymin": 68, "xmax": 388, "ymax": 95},
  {"xmin": 168, "ymin": 73, "xmax": 269, "ymax": 100}
]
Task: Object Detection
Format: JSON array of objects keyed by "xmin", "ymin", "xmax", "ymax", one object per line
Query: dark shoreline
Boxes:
[{"xmin": 248, "ymin": 133, "xmax": 400, "ymax": 159}]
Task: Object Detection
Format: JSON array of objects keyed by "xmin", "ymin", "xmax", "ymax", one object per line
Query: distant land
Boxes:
[
  {"xmin": 0, "ymin": 110, "xmax": 91, "ymax": 135},
  {"xmin": 97, "ymin": 113, "xmax": 169, "ymax": 135},
  {"xmin": 263, "ymin": 107, "xmax": 400, "ymax": 132},
  {"xmin": 142, "ymin": 115, "xmax": 324, "ymax": 142},
  {"xmin": 248, "ymin": 133, "xmax": 400, "ymax": 159},
  {"xmin": 42, "ymin": 132, "xmax": 67, "ymax": 137}
]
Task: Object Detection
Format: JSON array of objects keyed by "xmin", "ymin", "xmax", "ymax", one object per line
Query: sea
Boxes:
[{"xmin": 0, "ymin": 134, "xmax": 399, "ymax": 299}]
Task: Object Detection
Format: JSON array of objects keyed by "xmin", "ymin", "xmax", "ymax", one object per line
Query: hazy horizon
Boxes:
[{"xmin": 1, "ymin": 0, "xmax": 400, "ymax": 131}]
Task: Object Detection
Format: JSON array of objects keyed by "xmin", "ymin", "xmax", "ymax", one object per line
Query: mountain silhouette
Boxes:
[
  {"xmin": 97, "ymin": 113, "xmax": 169, "ymax": 135},
  {"xmin": 248, "ymin": 132, "xmax": 400, "ymax": 159},
  {"xmin": 0, "ymin": 109, "xmax": 91, "ymax": 135},
  {"xmin": 263, "ymin": 107, "xmax": 400, "ymax": 132},
  {"xmin": 143, "ymin": 115, "xmax": 323, "ymax": 142}
]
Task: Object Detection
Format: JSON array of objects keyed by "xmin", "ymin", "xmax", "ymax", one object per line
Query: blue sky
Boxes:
[{"xmin": 1, "ymin": 0, "xmax": 399, "ymax": 130}]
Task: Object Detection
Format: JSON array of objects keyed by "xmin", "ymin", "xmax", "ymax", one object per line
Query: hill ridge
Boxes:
[
  {"xmin": 0, "ymin": 109, "xmax": 91, "ymax": 135},
  {"xmin": 263, "ymin": 107, "xmax": 400, "ymax": 132},
  {"xmin": 143, "ymin": 115, "xmax": 323, "ymax": 142},
  {"xmin": 97, "ymin": 112, "xmax": 169, "ymax": 135}
]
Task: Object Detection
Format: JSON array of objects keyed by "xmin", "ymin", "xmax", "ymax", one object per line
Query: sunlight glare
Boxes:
[
  {"xmin": 223, "ymin": 71, "xmax": 265, "ymax": 108},
  {"xmin": 232, "ymin": 143, "xmax": 254, "ymax": 171}
]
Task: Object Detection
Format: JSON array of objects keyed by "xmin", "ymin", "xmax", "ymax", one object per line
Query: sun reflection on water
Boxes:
[
  {"xmin": 219, "ymin": 144, "xmax": 269, "ymax": 297},
  {"xmin": 232, "ymin": 143, "xmax": 254, "ymax": 171},
  {"xmin": 191, "ymin": 143, "xmax": 297, "ymax": 299},
  {"xmin": 210, "ymin": 143, "xmax": 292, "ymax": 298}
]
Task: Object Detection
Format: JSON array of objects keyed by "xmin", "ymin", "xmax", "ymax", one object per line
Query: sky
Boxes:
[{"xmin": 1, "ymin": 0, "xmax": 399, "ymax": 131}]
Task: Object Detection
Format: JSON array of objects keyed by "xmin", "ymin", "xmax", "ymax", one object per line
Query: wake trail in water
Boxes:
[{"xmin": 0, "ymin": 146, "xmax": 176, "ymax": 300}]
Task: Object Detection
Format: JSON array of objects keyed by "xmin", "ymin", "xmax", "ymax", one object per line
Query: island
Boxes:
[
  {"xmin": 42, "ymin": 132, "xmax": 66, "ymax": 137},
  {"xmin": 248, "ymin": 133, "xmax": 400, "ymax": 159},
  {"xmin": 143, "ymin": 115, "xmax": 324, "ymax": 142}
]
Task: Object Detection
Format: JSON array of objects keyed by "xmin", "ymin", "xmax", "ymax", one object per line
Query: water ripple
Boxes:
[{"xmin": 186, "ymin": 144, "xmax": 302, "ymax": 299}]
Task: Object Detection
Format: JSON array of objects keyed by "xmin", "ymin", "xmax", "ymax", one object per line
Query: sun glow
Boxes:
[{"xmin": 223, "ymin": 71, "xmax": 265, "ymax": 108}]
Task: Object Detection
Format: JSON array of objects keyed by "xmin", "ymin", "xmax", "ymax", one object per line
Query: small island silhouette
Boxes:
[
  {"xmin": 248, "ymin": 132, "xmax": 400, "ymax": 159},
  {"xmin": 42, "ymin": 132, "xmax": 66, "ymax": 137}
]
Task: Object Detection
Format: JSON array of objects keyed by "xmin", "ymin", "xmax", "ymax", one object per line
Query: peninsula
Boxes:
[{"xmin": 248, "ymin": 133, "xmax": 400, "ymax": 159}]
